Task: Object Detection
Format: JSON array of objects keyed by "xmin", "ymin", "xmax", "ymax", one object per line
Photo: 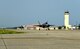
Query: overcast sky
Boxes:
[{"xmin": 0, "ymin": 0, "xmax": 80, "ymax": 27}]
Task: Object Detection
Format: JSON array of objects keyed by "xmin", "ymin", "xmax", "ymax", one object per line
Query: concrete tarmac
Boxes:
[{"xmin": 0, "ymin": 30, "xmax": 80, "ymax": 49}]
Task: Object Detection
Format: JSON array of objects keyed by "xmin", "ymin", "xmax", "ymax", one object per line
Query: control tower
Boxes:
[{"xmin": 64, "ymin": 11, "xmax": 71, "ymax": 29}]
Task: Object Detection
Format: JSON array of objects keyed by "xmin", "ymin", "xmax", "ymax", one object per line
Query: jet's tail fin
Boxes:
[{"xmin": 42, "ymin": 21, "xmax": 48, "ymax": 25}]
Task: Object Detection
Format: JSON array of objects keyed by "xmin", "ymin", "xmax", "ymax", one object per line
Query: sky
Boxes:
[{"xmin": 0, "ymin": 0, "xmax": 80, "ymax": 27}]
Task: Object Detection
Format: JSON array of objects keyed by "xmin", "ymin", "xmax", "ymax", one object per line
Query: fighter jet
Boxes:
[{"xmin": 34, "ymin": 21, "xmax": 54, "ymax": 30}]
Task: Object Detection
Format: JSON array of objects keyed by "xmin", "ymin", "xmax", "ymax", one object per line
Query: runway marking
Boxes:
[{"xmin": 0, "ymin": 35, "xmax": 8, "ymax": 49}]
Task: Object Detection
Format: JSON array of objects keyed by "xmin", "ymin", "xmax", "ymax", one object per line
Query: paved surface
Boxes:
[{"xmin": 0, "ymin": 30, "xmax": 80, "ymax": 49}]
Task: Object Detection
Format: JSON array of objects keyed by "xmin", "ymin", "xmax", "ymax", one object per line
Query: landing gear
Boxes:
[
  {"xmin": 48, "ymin": 28, "xmax": 50, "ymax": 30},
  {"xmin": 39, "ymin": 28, "xmax": 40, "ymax": 30},
  {"xmin": 46, "ymin": 28, "xmax": 50, "ymax": 30}
]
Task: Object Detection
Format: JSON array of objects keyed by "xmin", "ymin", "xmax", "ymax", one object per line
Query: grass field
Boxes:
[{"xmin": 0, "ymin": 29, "xmax": 24, "ymax": 34}]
